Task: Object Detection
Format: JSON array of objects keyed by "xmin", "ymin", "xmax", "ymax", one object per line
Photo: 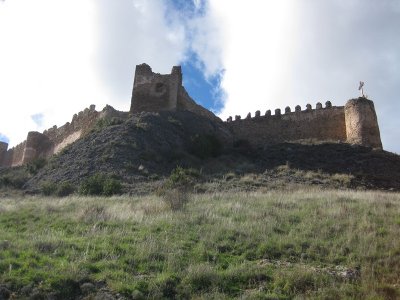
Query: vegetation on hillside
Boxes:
[{"xmin": 0, "ymin": 189, "xmax": 399, "ymax": 299}]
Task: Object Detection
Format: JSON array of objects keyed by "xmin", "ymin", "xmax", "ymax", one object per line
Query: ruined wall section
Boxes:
[
  {"xmin": 130, "ymin": 64, "xmax": 181, "ymax": 113},
  {"xmin": 22, "ymin": 131, "xmax": 53, "ymax": 164},
  {"xmin": 1, "ymin": 141, "xmax": 26, "ymax": 167},
  {"xmin": 226, "ymin": 102, "xmax": 347, "ymax": 147},
  {"xmin": 0, "ymin": 105, "xmax": 105, "ymax": 167},
  {"xmin": 43, "ymin": 104, "xmax": 100, "ymax": 154},
  {"xmin": 130, "ymin": 63, "xmax": 221, "ymax": 122},
  {"xmin": 177, "ymin": 87, "xmax": 222, "ymax": 122}
]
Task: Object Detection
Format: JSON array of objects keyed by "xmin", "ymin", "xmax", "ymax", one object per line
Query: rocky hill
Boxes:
[
  {"xmin": 1, "ymin": 63, "xmax": 399, "ymax": 194},
  {"xmin": 0, "ymin": 110, "xmax": 395, "ymax": 194}
]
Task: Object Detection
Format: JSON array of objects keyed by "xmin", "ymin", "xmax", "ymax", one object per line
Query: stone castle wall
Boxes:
[
  {"xmin": 225, "ymin": 97, "xmax": 382, "ymax": 149},
  {"xmin": 0, "ymin": 105, "xmax": 118, "ymax": 168},
  {"xmin": 226, "ymin": 102, "xmax": 347, "ymax": 146},
  {"xmin": 1, "ymin": 141, "xmax": 26, "ymax": 167},
  {"xmin": 43, "ymin": 104, "xmax": 100, "ymax": 154}
]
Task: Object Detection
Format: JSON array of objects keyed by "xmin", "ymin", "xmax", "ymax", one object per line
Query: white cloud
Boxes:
[
  {"xmin": 95, "ymin": 0, "xmax": 187, "ymax": 108},
  {"xmin": 0, "ymin": 0, "xmax": 188, "ymax": 147},
  {"xmin": 195, "ymin": 0, "xmax": 298, "ymax": 117},
  {"xmin": 0, "ymin": 0, "xmax": 101, "ymax": 147},
  {"xmin": 192, "ymin": 0, "xmax": 400, "ymax": 153},
  {"xmin": 187, "ymin": 4, "xmax": 224, "ymax": 77}
]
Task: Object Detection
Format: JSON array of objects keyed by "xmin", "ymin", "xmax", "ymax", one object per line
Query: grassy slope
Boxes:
[{"xmin": 0, "ymin": 189, "xmax": 399, "ymax": 299}]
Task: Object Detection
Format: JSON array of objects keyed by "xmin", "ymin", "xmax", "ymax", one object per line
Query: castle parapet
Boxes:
[
  {"xmin": 226, "ymin": 101, "xmax": 342, "ymax": 124},
  {"xmin": 224, "ymin": 100, "xmax": 348, "ymax": 146},
  {"xmin": 224, "ymin": 98, "xmax": 382, "ymax": 149}
]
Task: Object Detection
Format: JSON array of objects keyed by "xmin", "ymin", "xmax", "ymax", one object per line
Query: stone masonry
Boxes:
[
  {"xmin": 0, "ymin": 63, "xmax": 383, "ymax": 167},
  {"xmin": 225, "ymin": 98, "xmax": 382, "ymax": 149},
  {"xmin": 130, "ymin": 63, "xmax": 218, "ymax": 121}
]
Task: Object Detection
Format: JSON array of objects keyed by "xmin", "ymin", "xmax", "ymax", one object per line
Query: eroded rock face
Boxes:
[{"xmin": 345, "ymin": 97, "xmax": 382, "ymax": 149}]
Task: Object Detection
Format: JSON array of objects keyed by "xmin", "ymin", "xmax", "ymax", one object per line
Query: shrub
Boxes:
[
  {"xmin": 158, "ymin": 167, "xmax": 199, "ymax": 211},
  {"xmin": 95, "ymin": 117, "xmax": 124, "ymax": 131},
  {"xmin": 166, "ymin": 166, "xmax": 200, "ymax": 189},
  {"xmin": 103, "ymin": 178, "xmax": 122, "ymax": 196},
  {"xmin": 26, "ymin": 158, "xmax": 47, "ymax": 175},
  {"xmin": 79, "ymin": 173, "xmax": 122, "ymax": 196},
  {"xmin": 0, "ymin": 173, "xmax": 29, "ymax": 189},
  {"xmin": 41, "ymin": 182, "xmax": 57, "ymax": 196},
  {"xmin": 41, "ymin": 181, "xmax": 75, "ymax": 197},
  {"xmin": 80, "ymin": 174, "xmax": 104, "ymax": 195},
  {"xmin": 56, "ymin": 182, "xmax": 75, "ymax": 197},
  {"xmin": 189, "ymin": 134, "xmax": 222, "ymax": 159}
]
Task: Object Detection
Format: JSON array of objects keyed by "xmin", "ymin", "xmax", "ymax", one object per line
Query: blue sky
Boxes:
[
  {"xmin": 181, "ymin": 58, "xmax": 225, "ymax": 114},
  {"xmin": 0, "ymin": 0, "xmax": 399, "ymax": 153}
]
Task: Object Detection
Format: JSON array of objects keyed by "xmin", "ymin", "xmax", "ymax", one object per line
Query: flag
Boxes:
[{"xmin": 358, "ymin": 81, "xmax": 364, "ymax": 90}]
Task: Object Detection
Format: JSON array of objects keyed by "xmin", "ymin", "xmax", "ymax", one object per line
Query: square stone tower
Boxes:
[{"xmin": 130, "ymin": 63, "xmax": 182, "ymax": 113}]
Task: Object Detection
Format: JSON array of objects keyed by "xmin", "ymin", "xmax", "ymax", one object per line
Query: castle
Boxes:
[{"xmin": 0, "ymin": 63, "xmax": 382, "ymax": 168}]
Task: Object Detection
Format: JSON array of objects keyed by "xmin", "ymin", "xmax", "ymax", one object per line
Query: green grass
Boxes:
[{"xmin": 0, "ymin": 189, "xmax": 399, "ymax": 299}]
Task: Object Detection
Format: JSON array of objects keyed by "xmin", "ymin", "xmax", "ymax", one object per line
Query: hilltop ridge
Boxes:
[{"xmin": 1, "ymin": 63, "xmax": 399, "ymax": 193}]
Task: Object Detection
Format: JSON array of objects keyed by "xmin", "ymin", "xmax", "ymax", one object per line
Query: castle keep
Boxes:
[{"xmin": 0, "ymin": 63, "xmax": 382, "ymax": 168}]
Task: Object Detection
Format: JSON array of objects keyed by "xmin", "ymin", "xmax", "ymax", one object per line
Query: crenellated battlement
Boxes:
[
  {"xmin": 226, "ymin": 101, "xmax": 336, "ymax": 123},
  {"xmin": 225, "ymin": 97, "xmax": 382, "ymax": 149}
]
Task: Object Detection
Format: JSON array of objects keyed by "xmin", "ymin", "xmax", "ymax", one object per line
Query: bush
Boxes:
[
  {"xmin": 103, "ymin": 178, "xmax": 122, "ymax": 196},
  {"xmin": 41, "ymin": 182, "xmax": 57, "ymax": 196},
  {"xmin": 26, "ymin": 158, "xmax": 47, "ymax": 175},
  {"xmin": 79, "ymin": 174, "xmax": 122, "ymax": 196},
  {"xmin": 41, "ymin": 181, "xmax": 75, "ymax": 197},
  {"xmin": 157, "ymin": 167, "xmax": 200, "ymax": 211},
  {"xmin": 189, "ymin": 134, "xmax": 222, "ymax": 159},
  {"xmin": 95, "ymin": 117, "xmax": 124, "ymax": 131},
  {"xmin": 0, "ymin": 173, "xmax": 29, "ymax": 189},
  {"xmin": 56, "ymin": 182, "xmax": 75, "ymax": 197},
  {"xmin": 166, "ymin": 166, "xmax": 200, "ymax": 189}
]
